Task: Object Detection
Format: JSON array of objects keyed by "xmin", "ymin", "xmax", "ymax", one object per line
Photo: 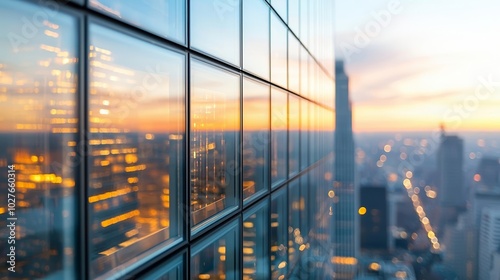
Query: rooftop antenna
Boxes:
[{"xmin": 440, "ymin": 123, "xmax": 446, "ymax": 138}]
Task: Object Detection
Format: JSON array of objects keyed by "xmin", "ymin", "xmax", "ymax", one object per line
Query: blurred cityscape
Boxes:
[{"xmin": 354, "ymin": 130, "xmax": 500, "ymax": 279}]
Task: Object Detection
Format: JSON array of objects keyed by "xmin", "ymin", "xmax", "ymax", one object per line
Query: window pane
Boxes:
[
  {"xmin": 300, "ymin": 0, "xmax": 309, "ymax": 47},
  {"xmin": 191, "ymin": 0, "xmax": 240, "ymax": 66},
  {"xmin": 309, "ymin": 104, "xmax": 318, "ymax": 164},
  {"xmin": 243, "ymin": 200, "xmax": 269, "ymax": 280},
  {"xmin": 243, "ymin": 78, "xmax": 270, "ymax": 202},
  {"xmin": 88, "ymin": 25, "xmax": 185, "ymax": 278},
  {"xmin": 271, "ymin": 0, "xmax": 287, "ymax": 23},
  {"xmin": 270, "ymin": 12, "xmax": 288, "ymax": 88},
  {"xmin": 271, "ymin": 88, "xmax": 287, "ymax": 187},
  {"xmin": 243, "ymin": 0, "xmax": 270, "ymax": 79},
  {"xmin": 288, "ymin": 0, "xmax": 299, "ymax": 34},
  {"xmin": 190, "ymin": 59, "xmax": 240, "ymax": 227},
  {"xmin": 0, "ymin": 2, "xmax": 78, "ymax": 278},
  {"xmin": 89, "ymin": 0, "xmax": 185, "ymax": 44},
  {"xmin": 288, "ymin": 32, "xmax": 300, "ymax": 94},
  {"xmin": 289, "ymin": 94, "xmax": 300, "ymax": 176},
  {"xmin": 300, "ymin": 100, "xmax": 310, "ymax": 170},
  {"xmin": 288, "ymin": 179, "xmax": 303, "ymax": 273},
  {"xmin": 300, "ymin": 174, "xmax": 311, "ymax": 237},
  {"xmin": 271, "ymin": 189, "xmax": 288, "ymax": 279},
  {"xmin": 300, "ymin": 46, "xmax": 309, "ymax": 99},
  {"xmin": 139, "ymin": 252, "xmax": 185, "ymax": 280},
  {"xmin": 191, "ymin": 220, "xmax": 239, "ymax": 280}
]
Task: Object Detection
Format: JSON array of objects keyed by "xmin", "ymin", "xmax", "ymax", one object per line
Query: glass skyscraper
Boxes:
[
  {"xmin": 0, "ymin": 0, "xmax": 337, "ymax": 279},
  {"xmin": 332, "ymin": 60, "xmax": 358, "ymax": 279}
]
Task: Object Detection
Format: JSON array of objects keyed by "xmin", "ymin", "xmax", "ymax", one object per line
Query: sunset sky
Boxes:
[{"xmin": 334, "ymin": 0, "xmax": 500, "ymax": 133}]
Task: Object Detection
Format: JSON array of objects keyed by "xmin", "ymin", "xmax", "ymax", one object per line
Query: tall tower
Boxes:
[
  {"xmin": 490, "ymin": 246, "xmax": 500, "ymax": 280},
  {"xmin": 478, "ymin": 208, "xmax": 500, "ymax": 280},
  {"xmin": 477, "ymin": 157, "xmax": 500, "ymax": 190},
  {"xmin": 437, "ymin": 128, "xmax": 465, "ymax": 225},
  {"xmin": 333, "ymin": 60, "xmax": 358, "ymax": 279}
]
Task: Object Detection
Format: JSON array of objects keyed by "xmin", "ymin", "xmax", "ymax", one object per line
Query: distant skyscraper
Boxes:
[
  {"xmin": 478, "ymin": 208, "xmax": 500, "ymax": 280},
  {"xmin": 441, "ymin": 214, "xmax": 475, "ymax": 279},
  {"xmin": 470, "ymin": 190, "xmax": 500, "ymax": 279},
  {"xmin": 477, "ymin": 157, "xmax": 500, "ymax": 190},
  {"xmin": 333, "ymin": 60, "xmax": 358, "ymax": 279},
  {"xmin": 490, "ymin": 246, "xmax": 500, "ymax": 280},
  {"xmin": 360, "ymin": 185, "xmax": 389, "ymax": 252},
  {"xmin": 437, "ymin": 129, "xmax": 465, "ymax": 222}
]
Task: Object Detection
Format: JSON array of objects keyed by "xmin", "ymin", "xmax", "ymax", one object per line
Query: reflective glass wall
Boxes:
[{"xmin": 0, "ymin": 0, "xmax": 335, "ymax": 279}]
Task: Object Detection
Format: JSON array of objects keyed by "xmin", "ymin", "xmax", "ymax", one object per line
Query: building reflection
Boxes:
[
  {"xmin": 242, "ymin": 201, "xmax": 268, "ymax": 280},
  {"xmin": 87, "ymin": 25, "xmax": 185, "ymax": 278},
  {"xmin": 242, "ymin": 78, "xmax": 270, "ymax": 202},
  {"xmin": 191, "ymin": 220, "xmax": 238, "ymax": 280},
  {"xmin": 0, "ymin": 10, "xmax": 78, "ymax": 279},
  {"xmin": 190, "ymin": 60, "xmax": 239, "ymax": 227},
  {"xmin": 1, "ymin": 0, "xmax": 338, "ymax": 278}
]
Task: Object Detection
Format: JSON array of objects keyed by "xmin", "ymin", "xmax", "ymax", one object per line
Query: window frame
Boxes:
[
  {"xmin": 189, "ymin": 56, "xmax": 242, "ymax": 237},
  {"xmin": 86, "ymin": 16, "xmax": 188, "ymax": 280}
]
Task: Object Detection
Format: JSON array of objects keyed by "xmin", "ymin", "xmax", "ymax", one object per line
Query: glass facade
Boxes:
[
  {"xmin": 271, "ymin": 87, "xmax": 288, "ymax": 188},
  {"xmin": 242, "ymin": 78, "xmax": 269, "ymax": 203},
  {"xmin": 0, "ymin": 0, "xmax": 335, "ymax": 279},
  {"xmin": 191, "ymin": 0, "xmax": 240, "ymax": 66},
  {"xmin": 243, "ymin": 200, "xmax": 269, "ymax": 279},
  {"xmin": 191, "ymin": 219, "xmax": 239, "ymax": 280},
  {"xmin": 190, "ymin": 59, "xmax": 239, "ymax": 229},
  {"xmin": 89, "ymin": 0, "xmax": 186, "ymax": 44},
  {"xmin": 243, "ymin": 0, "xmax": 270, "ymax": 79},
  {"xmin": 88, "ymin": 24, "xmax": 186, "ymax": 278},
  {"xmin": 0, "ymin": 1, "xmax": 78, "ymax": 279}
]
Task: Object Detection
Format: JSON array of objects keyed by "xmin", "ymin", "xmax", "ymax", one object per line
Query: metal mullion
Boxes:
[
  {"xmin": 185, "ymin": 50, "xmax": 192, "ymax": 280},
  {"xmin": 80, "ymin": 12, "xmax": 90, "ymax": 280},
  {"xmin": 238, "ymin": 0, "xmax": 244, "ymax": 277}
]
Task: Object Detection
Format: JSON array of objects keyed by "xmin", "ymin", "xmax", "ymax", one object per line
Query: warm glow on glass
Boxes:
[
  {"xmin": 331, "ymin": 256, "xmax": 358, "ymax": 265},
  {"xmin": 190, "ymin": 59, "xmax": 239, "ymax": 226},
  {"xmin": 328, "ymin": 190, "xmax": 335, "ymax": 198},
  {"xmin": 369, "ymin": 262, "xmax": 381, "ymax": 271},
  {"xmin": 473, "ymin": 174, "xmax": 481, "ymax": 182}
]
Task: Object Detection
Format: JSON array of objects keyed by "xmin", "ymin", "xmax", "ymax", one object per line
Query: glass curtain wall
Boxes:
[{"xmin": 0, "ymin": 0, "xmax": 335, "ymax": 279}]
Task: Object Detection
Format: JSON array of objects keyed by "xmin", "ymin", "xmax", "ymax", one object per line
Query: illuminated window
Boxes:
[
  {"xmin": 0, "ymin": 1, "xmax": 78, "ymax": 278},
  {"xmin": 88, "ymin": 24, "xmax": 185, "ymax": 279},
  {"xmin": 190, "ymin": 59, "xmax": 240, "ymax": 228}
]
